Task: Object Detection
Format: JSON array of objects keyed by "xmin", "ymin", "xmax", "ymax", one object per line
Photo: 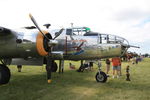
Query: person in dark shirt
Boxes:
[
  {"xmin": 105, "ymin": 58, "xmax": 111, "ymax": 76},
  {"xmin": 89, "ymin": 61, "xmax": 93, "ymax": 71},
  {"xmin": 126, "ymin": 65, "xmax": 131, "ymax": 81}
]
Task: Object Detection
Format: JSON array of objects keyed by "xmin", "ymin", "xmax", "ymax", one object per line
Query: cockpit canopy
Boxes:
[
  {"xmin": 66, "ymin": 27, "xmax": 91, "ymax": 35},
  {"xmin": 66, "ymin": 27, "xmax": 128, "ymax": 45}
]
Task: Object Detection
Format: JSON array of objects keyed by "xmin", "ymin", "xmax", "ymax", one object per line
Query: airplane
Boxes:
[{"xmin": 0, "ymin": 14, "xmax": 139, "ymax": 85}]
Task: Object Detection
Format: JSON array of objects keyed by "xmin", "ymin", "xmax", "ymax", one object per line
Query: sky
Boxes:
[{"xmin": 1, "ymin": 0, "xmax": 150, "ymax": 54}]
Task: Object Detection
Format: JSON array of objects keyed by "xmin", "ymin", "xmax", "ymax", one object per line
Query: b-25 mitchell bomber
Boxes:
[{"xmin": 0, "ymin": 14, "xmax": 137, "ymax": 85}]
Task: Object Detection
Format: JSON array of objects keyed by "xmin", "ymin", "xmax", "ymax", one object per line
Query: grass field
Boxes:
[{"xmin": 0, "ymin": 58, "xmax": 150, "ymax": 100}]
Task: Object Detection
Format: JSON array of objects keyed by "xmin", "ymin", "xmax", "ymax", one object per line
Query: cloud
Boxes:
[
  {"xmin": 114, "ymin": 9, "xmax": 149, "ymax": 22},
  {"xmin": 0, "ymin": 0, "xmax": 150, "ymax": 53}
]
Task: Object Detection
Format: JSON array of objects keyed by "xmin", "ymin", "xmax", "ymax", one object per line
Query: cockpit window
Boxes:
[
  {"xmin": 98, "ymin": 34, "xmax": 127, "ymax": 44},
  {"xmin": 66, "ymin": 27, "xmax": 91, "ymax": 35},
  {"xmin": 73, "ymin": 28, "xmax": 85, "ymax": 35}
]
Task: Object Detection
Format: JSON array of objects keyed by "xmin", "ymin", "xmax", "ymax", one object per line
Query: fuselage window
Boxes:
[{"xmin": 66, "ymin": 29, "xmax": 72, "ymax": 35}]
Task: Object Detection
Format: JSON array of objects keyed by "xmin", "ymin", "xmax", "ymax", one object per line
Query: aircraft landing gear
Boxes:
[
  {"xmin": 0, "ymin": 64, "xmax": 11, "ymax": 85},
  {"xmin": 17, "ymin": 65, "xmax": 22, "ymax": 72},
  {"xmin": 45, "ymin": 58, "xmax": 58, "ymax": 83},
  {"xmin": 95, "ymin": 71, "xmax": 107, "ymax": 83},
  {"xmin": 95, "ymin": 62, "xmax": 107, "ymax": 83},
  {"xmin": 51, "ymin": 62, "xmax": 58, "ymax": 72},
  {"xmin": 59, "ymin": 60, "xmax": 64, "ymax": 74},
  {"xmin": 46, "ymin": 57, "xmax": 52, "ymax": 84}
]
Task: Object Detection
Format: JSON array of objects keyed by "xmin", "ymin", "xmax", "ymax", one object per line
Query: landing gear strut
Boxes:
[
  {"xmin": 51, "ymin": 62, "xmax": 58, "ymax": 72},
  {"xmin": 95, "ymin": 62, "xmax": 107, "ymax": 83},
  {"xmin": 59, "ymin": 60, "xmax": 64, "ymax": 74},
  {"xmin": 46, "ymin": 57, "xmax": 58, "ymax": 83},
  {"xmin": 0, "ymin": 64, "xmax": 11, "ymax": 85},
  {"xmin": 77, "ymin": 60, "xmax": 84, "ymax": 72},
  {"xmin": 46, "ymin": 56, "xmax": 52, "ymax": 83},
  {"xmin": 17, "ymin": 65, "xmax": 22, "ymax": 72}
]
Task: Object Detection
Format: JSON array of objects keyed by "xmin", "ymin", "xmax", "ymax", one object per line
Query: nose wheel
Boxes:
[
  {"xmin": 95, "ymin": 71, "xmax": 107, "ymax": 83},
  {"xmin": 95, "ymin": 61, "xmax": 107, "ymax": 83}
]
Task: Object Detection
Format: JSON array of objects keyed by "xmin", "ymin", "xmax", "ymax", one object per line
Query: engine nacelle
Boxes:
[{"xmin": 0, "ymin": 28, "xmax": 52, "ymax": 59}]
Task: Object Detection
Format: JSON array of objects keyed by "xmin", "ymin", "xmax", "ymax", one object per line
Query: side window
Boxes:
[
  {"xmin": 101, "ymin": 34, "xmax": 107, "ymax": 43},
  {"xmin": 98, "ymin": 34, "xmax": 108, "ymax": 44},
  {"xmin": 66, "ymin": 29, "xmax": 72, "ymax": 35},
  {"xmin": 99, "ymin": 34, "xmax": 102, "ymax": 43}
]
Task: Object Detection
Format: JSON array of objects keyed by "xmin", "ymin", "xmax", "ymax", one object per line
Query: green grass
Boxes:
[{"xmin": 0, "ymin": 58, "xmax": 150, "ymax": 100}]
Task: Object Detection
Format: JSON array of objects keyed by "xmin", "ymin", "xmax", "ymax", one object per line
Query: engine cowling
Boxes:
[{"xmin": 36, "ymin": 31, "xmax": 50, "ymax": 56}]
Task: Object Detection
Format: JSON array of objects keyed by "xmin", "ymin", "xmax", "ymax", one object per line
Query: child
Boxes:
[
  {"xmin": 69, "ymin": 63, "xmax": 76, "ymax": 69},
  {"xmin": 126, "ymin": 65, "xmax": 131, "ymax": 81}
]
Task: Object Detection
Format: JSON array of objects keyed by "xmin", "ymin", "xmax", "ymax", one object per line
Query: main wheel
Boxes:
[
  {"xmin": 51, "ymin": 62, "xmax": 58, "ymax": 72},
  {"xmin": 0, "ymin": 64, "xmax": 11, "ymax": 85},
  {"xmin": 95, "ymin": 71, "xmax": 107, "ymax": 83}
]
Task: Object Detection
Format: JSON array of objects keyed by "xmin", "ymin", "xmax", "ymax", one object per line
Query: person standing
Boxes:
[
  {"xmin": 112, "ymin": 57, "xmax": 121, "ymax": 78},
  {"xmin": 89, "ymin": 60, "xmax": 94, "ymax": 71},
  {"xmin": 118, "ymin": 57, "xmax": 122, "ymax": 76},
  {"xmin": 126, "ymin": 65, "xmax": 131, "ymax": 81},
  {"xmin": 105, "ymin": 58, "xmax": 111, "ymax": 76}
]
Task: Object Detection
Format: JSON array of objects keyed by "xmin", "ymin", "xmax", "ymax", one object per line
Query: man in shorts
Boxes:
[{"xmin": 112, "ymin": 57, "xmax": 121, "ymax": 78}]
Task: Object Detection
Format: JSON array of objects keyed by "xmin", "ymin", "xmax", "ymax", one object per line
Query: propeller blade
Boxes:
[
  {"xmin": 29, "ymin": 14, "xmax": 49, "ymax": 40},
  {"xmin": 53, "ymin": 28, "xmax": 64, "ymax": 40}
]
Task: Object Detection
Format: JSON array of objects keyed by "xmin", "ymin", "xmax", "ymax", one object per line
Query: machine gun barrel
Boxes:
[{"xmin": 128, "ymin": 45, "xmax": 140, "ymax": 48}]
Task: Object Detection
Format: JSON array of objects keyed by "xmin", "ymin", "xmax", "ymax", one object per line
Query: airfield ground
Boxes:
[{"xmin": 0, "ymin": 58, "xmax": 150, "ymax": 100}]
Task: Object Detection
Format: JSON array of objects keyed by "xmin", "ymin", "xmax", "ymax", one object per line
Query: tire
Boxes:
[
  {"xmin": 95, "ymin": 71, "xmax": 107, "ymax": 83},
  {"xmin": 0, "ymin": 64, "xmax": 11, "ymax": 85},
  {"xmin": 51, "ymin": 62, "xmax": 58, "ymax": 72}
]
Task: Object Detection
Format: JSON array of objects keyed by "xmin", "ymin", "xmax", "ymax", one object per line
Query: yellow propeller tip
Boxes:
[
  {"xmin": 29, "ymin": 13, "xmax": 32, "ymax": 18},
  {"xmin": 47, "ymin": 79, "xmax": 52, "ymax": 83}
]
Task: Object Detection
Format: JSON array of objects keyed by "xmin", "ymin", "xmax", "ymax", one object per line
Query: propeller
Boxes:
[
  {"xmin": 53, "ymin": 28, "xmax": 64, "ymax": 40},
  {"xmin": 29, "ymin": 13, "xmax": 64, "ymax": 83}
]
